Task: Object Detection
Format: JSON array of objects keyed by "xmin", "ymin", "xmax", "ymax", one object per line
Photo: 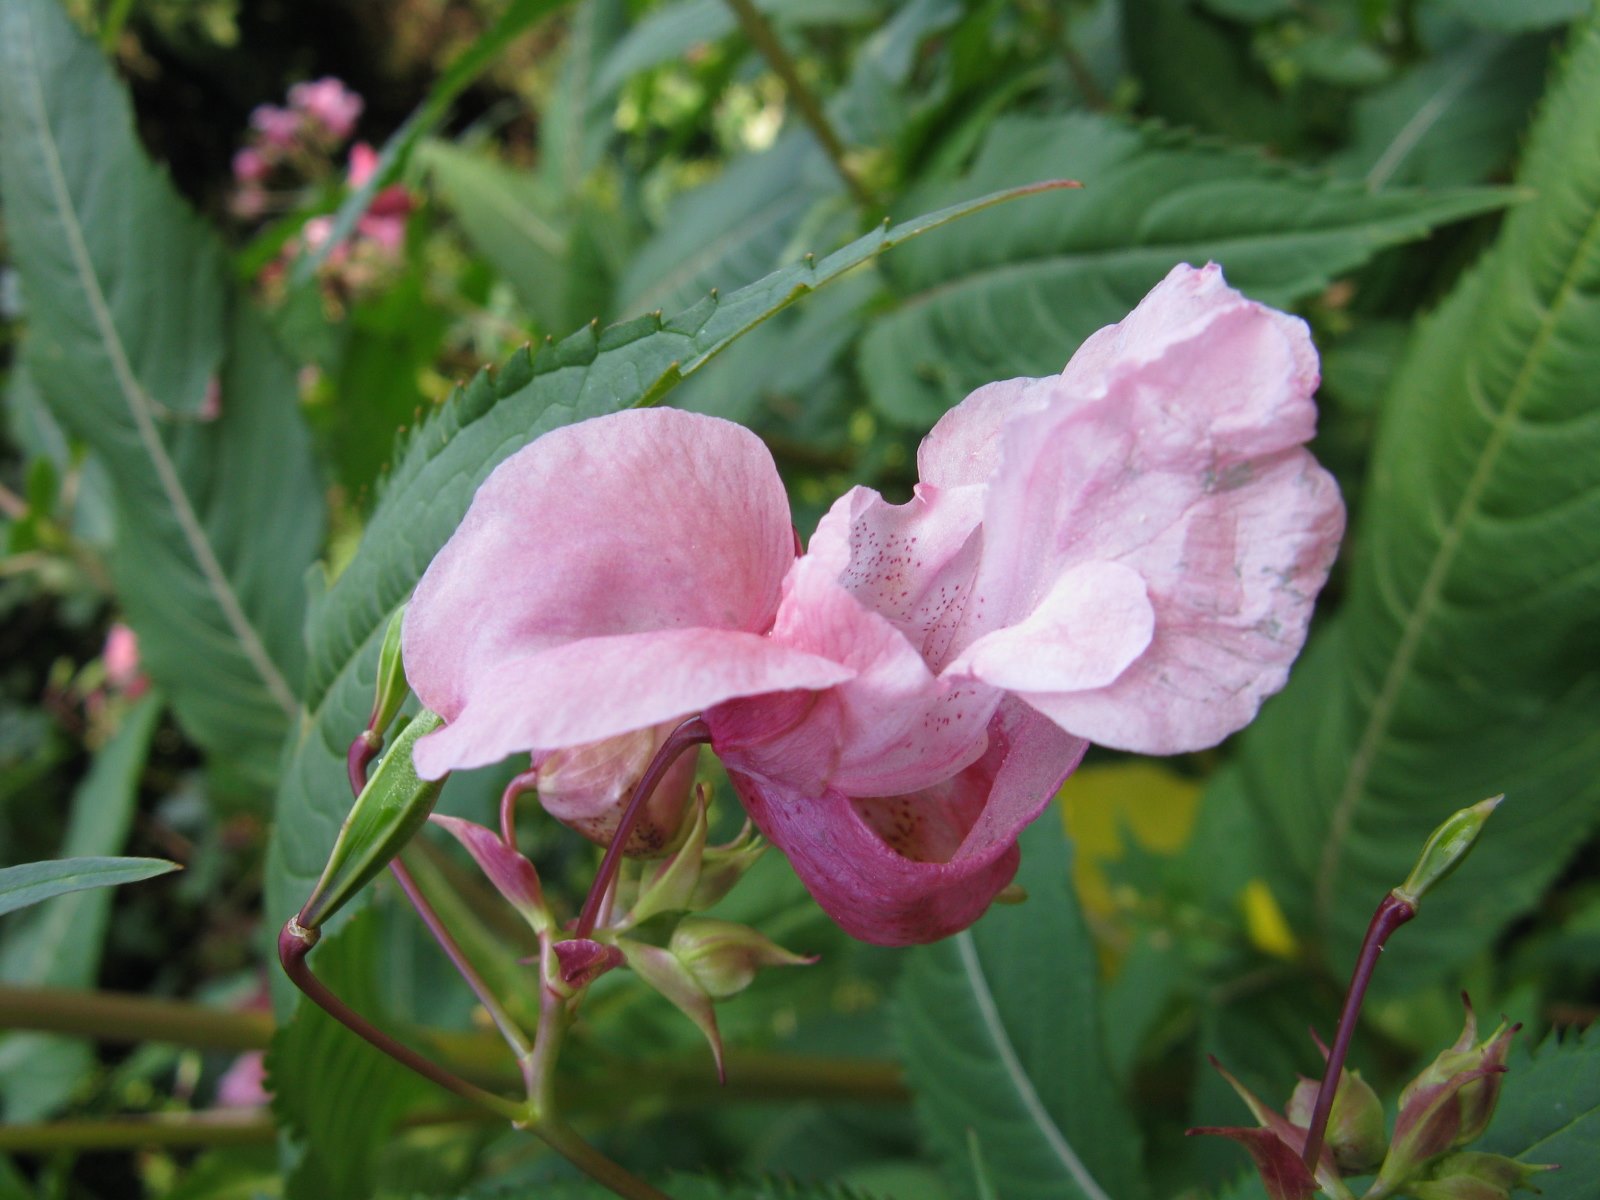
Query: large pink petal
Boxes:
[
  {"xmin": 411, "ymin": 628, "xmax": 851, "ymax": 778},
  {"xmin": 727, "ymin": 700, "xmax": 1087, "ymax": 945},
  {"xmin": 950, "ymin": 264, "xmax": 1344, "ymax": 753},
  {"xmin": 917, "ymin": 376, "xmax": 1050, "ymax": 488},
  {"xmin": 1008, "ymin": 453, "xmax": 1343, "ymax": 752},
  {"xmin": 708, "ymin": 557, "xmax": 997, "ymax": 799},
  {"xmin": 404, "ymin": 409, "xmax": 795, "ymax": 724}
]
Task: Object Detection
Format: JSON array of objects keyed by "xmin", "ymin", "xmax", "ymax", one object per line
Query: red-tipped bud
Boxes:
[
  {"xmin": 550, "ymin": 938, "xmax": 624, "ymax": 994},
  {"xmin": 627, "ymin": 792, "xmax": 767, "ymax": 927},
  {"xmin": 1376, "ymin": 997, "xmax": 1521, "ymax": 1189}
]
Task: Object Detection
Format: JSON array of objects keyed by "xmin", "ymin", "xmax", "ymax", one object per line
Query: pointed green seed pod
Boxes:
[
  {"xmin": 1396, "ymin": 796, "xmax": 1503, "ymax": 908},
  {"xmin": 298, "ymin": 710, "xmax": 445, "ymax": 931}
]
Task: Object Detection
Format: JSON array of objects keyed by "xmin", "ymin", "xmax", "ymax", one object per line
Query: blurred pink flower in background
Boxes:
[
  {"xmin": 216, "ymin": 1051, "xmax": 269, "ymax": 1108},
  {"xmin": 103, "ymin": 623, "xmax": 148, "ymax": 698},
  {"xmin": 289, "ymin": 77, "xmax": 364, "ymax": 142},
  {"xmin": 248, "ymin": 104, "xmax": 300, "ymax": 151},
  {"xmin": 403, "ymin": 264, "xmax": 1345, "ymax": 945}
]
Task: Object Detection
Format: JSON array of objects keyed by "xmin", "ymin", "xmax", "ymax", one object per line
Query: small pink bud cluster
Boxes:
[
  {"xmin": 435, "ymin": 781, "xmax": 807, "ymax": 1079},
  {"xmin": 1191, "ymin": 999, "xmax": 1552, "ymax": 1200}
]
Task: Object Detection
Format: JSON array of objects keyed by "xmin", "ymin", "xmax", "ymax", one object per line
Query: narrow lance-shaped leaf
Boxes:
[
  {"xmin": 0, "ymin": 697, "xmax": 161, "ymax": 1121},
  {"xmin": 0, "ymin": 857, "xmax": 179, "ymax": 919},
  {"xmin": 0, "ymin": 0, "xmax": 322, "ymax": 788},
  {"xmin": 1192, "ymin": 13, "xmax": 1600, "ymax": 988}
]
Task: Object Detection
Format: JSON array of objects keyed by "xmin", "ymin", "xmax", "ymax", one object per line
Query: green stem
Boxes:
[
  {"xmin": 0, "ymin": 1109, "xmax": 494, "ymax": 1154},
  {"xmin": 721, "ymin": 0, "xmax": 876, "ymax": 209},
  {"xmin": 520, "ymin": 938, "xmax": 673, "ymax": 1200},
  {"xmin": 0, "ymin": 983, "xmax": 271, "ymax": 1051}
]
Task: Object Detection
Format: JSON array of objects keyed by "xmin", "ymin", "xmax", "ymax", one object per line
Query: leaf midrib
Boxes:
[
  {"xmin": 954, "ymin": 931, "xmax": 1112, "ymax": 1200},
  {"xmin": 1313, "ymin": 184, "xmax": 1600, "ymax": 934},
  {"xmin": 15, "ymin": 0, "xmax": 296, "ymax": 719}
]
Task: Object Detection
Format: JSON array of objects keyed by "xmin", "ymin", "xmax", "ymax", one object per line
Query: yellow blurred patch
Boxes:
[
  {"xmin": 1239, "ymin": 878, "xmax": 1299, "ymax": 960},
  {"xmin": 1059, "ymin": 761, "xmax": 1202, "ymax": 928}
]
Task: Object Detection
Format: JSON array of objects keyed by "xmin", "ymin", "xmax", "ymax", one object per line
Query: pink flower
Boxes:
[
  {"xmin": 216, "ymin": 1051, "xmax": 269, "ymax": 1108},
  {"xmin": 249, "ymin": 104, "xmax": 301, "ymax": 150},
  {"xmin": 288, "ymin": 77, "xmax": 363, "ymax": 143},
  {"xmin": 231, "ymin": 147, "xmax": 268, "ymax": 184},
  {"xmin": 402, "ymin": 264, "xmax": 1343, "ymax": 945},
  {"xmin": 103, "ymin": 623, "xmax": 148, "ymax": 698},
  {"xmin": 347, "ymin": 141, "xmax": 380, "ymax": 189}
]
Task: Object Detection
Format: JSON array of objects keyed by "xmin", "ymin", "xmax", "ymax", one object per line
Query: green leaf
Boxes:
[
  {"xmin": 0, "ymin": 856, "xmax": 178, "ymax": 918},
  {"xmin": 1478, "ymin": 1030, "xmax": 1599, "ymax": 1191},
  {"xmin": 538, "ymin": 0, "xmax": 627, "ymax": 196},
  {"xmin": 1431, "ymin": 0, "xmax": 1591, "ymax": 33},
  {"xmin": 595, "ymin": 0, "xmax": 881, "ymax": 95},
  {"xmin": 1331, "ymin": 33, "xmax": 1551, "ymax": 189},
  {"xmin": 269, "ymin": 911, "xmax": 431, "ymax": 1200},
  {"xmin": 266, "ymin": 180, "xmax": 1079, "ymax": 972},
  {"xmin": 0, "ymin": 0, "xmax": 323, "ymax": 788},
  {"xmin": 1198, "ymin": 14, "xmax": 1600, "ymax": 988},
  {"xmin": 897, "ymin": 819, "xmax": 1147, "ymax": 1200},
  {"xmin": 859, "ymin": 113, "xmax": 1508, "ymax": 427},
  {"xmin": 616, "ymin": 134, "xmax": 838, "ymax": 317},
  {"xmin": 294, "ymin": 0, "xmax": 571, "ymax": 282},
  {"xmin": 420, "ymin": 140, "xmax": 585, "ymax": 330},
  {"xmin": 0, "ymin": 697, "xmax": 160, "ymax": 1121}
]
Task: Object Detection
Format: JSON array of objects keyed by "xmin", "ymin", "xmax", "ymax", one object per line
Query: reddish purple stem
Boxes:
[
  {"xmin": 1301, "ymin": 890, "xmax": 1416, "ymax": 1170},
  {"xmin": 573, "ymin": 715, "xmax": 712, "ymax": 939}
]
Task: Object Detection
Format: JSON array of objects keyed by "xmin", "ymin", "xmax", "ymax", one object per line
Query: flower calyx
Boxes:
[
  {"xmin": 613, "ymin": 918, "xmax": 813, "ymax": 1083},
  {"xmin": 428, "ymin": 814, "xmax": 551, "ymax": 934}
]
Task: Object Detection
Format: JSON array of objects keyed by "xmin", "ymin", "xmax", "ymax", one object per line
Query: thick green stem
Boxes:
[
  {"xmin": 0, "ymin": 983, "xmax": 272, "ymax": 1051},
  {"xmin": 721, "ymin": 0, "xmax": 876, "ymax": 208}
]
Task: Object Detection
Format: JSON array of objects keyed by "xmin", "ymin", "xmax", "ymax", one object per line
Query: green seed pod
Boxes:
[{"xmin": 298, "ymin": 710, "xmax": 445, "ymax": 931}]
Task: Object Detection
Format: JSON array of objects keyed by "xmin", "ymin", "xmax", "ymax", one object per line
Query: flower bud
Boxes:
[
  {"xmin": 1396, "ymin": 796, "xmax": 1502, "ymax": 908},
  {"xmin": 627, "ymin": 791, "xmax": 767, "ymax": 927},
  {"xmin": 1411, "ymin": 1152, "xmax": 1555, "ymax": 1200},
  {"xmin": 667, "ymin": 917, "xmax": 814, "ymax": 1000},
  {"xmin": 535, "ymin": 722, "xmax": 699, "ymax": 857},
  {"xmin": 549, "ymin": 938, "xmax": 625, "ymax": 995},
  {"xmin": 1286, "ymin": 1065, "xmax": 1387, "ymax": 1174},
  {"xmin": 1376, "ymin": 997, "xmax": 1520, "ymax": 1189},
  {"xmin": 298, "ymin": 711, "xmax": 445, "ymax": 930}
]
